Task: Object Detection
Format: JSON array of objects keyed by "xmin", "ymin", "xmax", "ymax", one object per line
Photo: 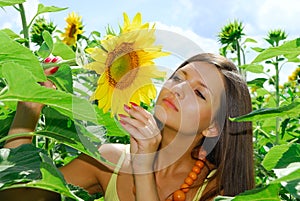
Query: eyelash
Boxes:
[
  {"xmin": 172, "ymin": 75, "xmax": 182, "ymax": 82},
  {"xmin": 171, "ymin": 75, "xmax": 206, "ymax": 100},
  {"xmin": 194, "ymin": 90, "xmax": 206, "ymax": 100}
]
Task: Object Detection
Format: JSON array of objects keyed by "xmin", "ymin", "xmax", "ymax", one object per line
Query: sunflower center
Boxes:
[
  {"xmin": 69, "ymin": 24, "xmax": 77, "ymax": 37},
  {"xmin": 105, "ymin": 42, "xmax": 140, "ymax": 89}
]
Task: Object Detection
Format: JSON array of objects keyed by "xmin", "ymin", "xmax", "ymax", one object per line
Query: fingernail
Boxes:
[
  {"xmin": 51, "ymin": 57, "xmax": 59, "ymax": 63},
  {"xmin": 129, "ymin": 102, "xmax": 139, "ymax": 108},
  {"xmin": 44, "ymin": 57, "xmax": 52, "ymax": 63},
  {"xmin": 124, "ymin": 104, "xmax": 130, "ymax": 112},
  {"xmin": 50, "ymin": 66, "xmax": 59, "ymax": 74},
  {"xmin": 119, "ymin": 120, "xmax": 126, "ymax": 125},
  {"xmin": 118, "ymin": 114, "xmax": 127, "ymax": 119}
]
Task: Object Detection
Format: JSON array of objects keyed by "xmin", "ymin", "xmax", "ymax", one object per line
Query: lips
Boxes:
[{"xmin": 162, "ymin": 97, "xmax": 179, "ymax": 112}]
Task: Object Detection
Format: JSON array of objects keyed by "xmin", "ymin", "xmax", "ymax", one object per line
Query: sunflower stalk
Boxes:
[
  {"xmin": 275, "ymin": 58, "xmax": 280, "ymax": 144},
  {"xmin": 17, "ymin": 3, "xmax": 30, "ymax": 48},
  {"xmin": 264, "ymin": 29, "xmax": 287, "ymax": 145}
]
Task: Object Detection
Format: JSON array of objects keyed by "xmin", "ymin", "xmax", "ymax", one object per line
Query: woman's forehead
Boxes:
[{"xmin": 179, "ymin": 62, "xmax": 225, "ymax": 97}]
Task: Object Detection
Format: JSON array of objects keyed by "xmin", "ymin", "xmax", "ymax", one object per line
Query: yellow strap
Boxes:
[
  {"xmin": 192, "ymin": 169, "xmax": 217, "ymax": 201},
  {"xmin": 104, "ymin": 148, "xmax": 127, "ymax": 201}
]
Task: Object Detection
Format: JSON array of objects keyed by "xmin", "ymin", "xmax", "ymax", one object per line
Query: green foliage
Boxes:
[
  {"xmin": 30, "ymin": 17, "xmax": 57, "ymax": 46},
  {"xmin": 0, "ymin": 0, "xmax": 25, "ymax": 7},
  {"xmin": 0, "ymin": 144, "xmax": 92, "ymax": 200},
  {"xmin": 0, "ymin": 30, "xmax": 46, "ymax": 81}
]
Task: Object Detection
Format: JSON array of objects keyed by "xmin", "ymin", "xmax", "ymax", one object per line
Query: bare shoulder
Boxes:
[{"xmin": 98, "ymin": 143, "xmax": 129, "ymax": 166}]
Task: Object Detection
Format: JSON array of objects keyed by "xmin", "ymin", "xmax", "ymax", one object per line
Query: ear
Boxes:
[{"xmin": 202, "ymin": 122, "xmax": 219, "ymax": 137}]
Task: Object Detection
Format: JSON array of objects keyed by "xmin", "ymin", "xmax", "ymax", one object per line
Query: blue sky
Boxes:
[{"xmin": 1, "ymin": 0, "xmax": 299, "ymax": 82}]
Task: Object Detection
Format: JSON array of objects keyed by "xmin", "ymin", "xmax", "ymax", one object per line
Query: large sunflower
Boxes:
[
  {"xmin": 85, "ymin": 12, "xmax": 169, "ymax": 116},
  {"xmin": 61, "ymin": 12, "xmax": 83, "ymax": 46}
]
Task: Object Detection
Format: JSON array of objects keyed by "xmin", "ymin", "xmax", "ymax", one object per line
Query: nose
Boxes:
[{"xmin": 170, "ymin": 82, "xmax": 186, "ymax": 99}]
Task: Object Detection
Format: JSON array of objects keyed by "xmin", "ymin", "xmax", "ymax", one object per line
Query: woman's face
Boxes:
[{"xmin": 154, "ymin": 61, "xmax": 225, "ymax": 135}]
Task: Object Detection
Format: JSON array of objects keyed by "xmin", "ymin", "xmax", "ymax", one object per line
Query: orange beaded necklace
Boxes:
[
  {"xmin": 166, "ymin": 150, "xmax": 207, "ymax": 201},
  {"xmin": 133, "ymin": 150, "xmax": 207, "ymax": 201}
]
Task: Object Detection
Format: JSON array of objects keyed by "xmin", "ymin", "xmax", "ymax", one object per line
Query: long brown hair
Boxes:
[{"xmin": 177, "ymin": 53, "xmax": 254, "ymax": 200}]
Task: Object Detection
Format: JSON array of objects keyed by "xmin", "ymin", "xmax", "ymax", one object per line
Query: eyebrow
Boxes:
[{"xmin": 180, "ymin": 69, "xmax": 213, "ymax": 95}]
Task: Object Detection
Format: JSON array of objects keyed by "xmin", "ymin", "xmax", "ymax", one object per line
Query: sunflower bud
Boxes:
[{"xmin": 30, "ymin": 17, "xmax": 56, "ymax": 46}]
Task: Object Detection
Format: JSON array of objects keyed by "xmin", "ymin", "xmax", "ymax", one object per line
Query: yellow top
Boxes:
[
  {"xmin": 104, "ymin": 148, "xmax": 126, "ymax": 201},
  {"xmin": 104, "ymin": 150, "xmax": 216, "ymax": 201}
]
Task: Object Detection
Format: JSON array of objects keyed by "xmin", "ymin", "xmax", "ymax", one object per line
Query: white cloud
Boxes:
[
  {"xmin": 155, "ymin": 22, "xmax": 219, "ymax": 54},
  {"xmin": 0, "ymin": 0, "xmax": 43, "ymax": 33},
  {"xmin": 256, "ymin": 0, "xmax": 300, "ymax": 37}
]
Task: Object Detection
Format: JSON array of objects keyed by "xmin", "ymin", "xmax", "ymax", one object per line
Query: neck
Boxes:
[{"xmin": 154, "ymin": 126, "xmax": 203, "ymax": 171}]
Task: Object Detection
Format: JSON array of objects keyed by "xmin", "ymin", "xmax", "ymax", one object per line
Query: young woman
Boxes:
[{"xmin": 5, "ymin": 53, "xmax": 254, "ymax": 201}]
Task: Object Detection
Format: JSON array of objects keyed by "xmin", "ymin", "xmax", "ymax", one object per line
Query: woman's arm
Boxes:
[
  {"xmin": 4, "ymin": 61, "xmax": 57, "ymax": 148},
  {"xmin": 4, "ymin": 101, "xmax": 43, "ymax": 148},
  {"xmin": 3, "ymin": 63, "xmax": 105, "ymax": 195},
  {"xmin": 119, "ymin": 102, "xmax": 162, "ymax": 201}
]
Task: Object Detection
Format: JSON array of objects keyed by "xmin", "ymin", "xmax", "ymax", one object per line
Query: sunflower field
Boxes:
[{"xmin": 0, "ymin": 1, "xmax": 299, "ymax": 201}]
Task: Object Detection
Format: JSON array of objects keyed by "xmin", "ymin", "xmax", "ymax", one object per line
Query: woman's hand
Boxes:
[
  {"xmin": 118, "ymin": 102, "xmax": 162, "ymax": 173},
  {"xmin": 119, "ymin": 102, "xmax": 162, "ymax": 201}
]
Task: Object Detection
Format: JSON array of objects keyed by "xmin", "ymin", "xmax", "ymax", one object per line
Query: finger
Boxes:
[
  {"xmin": 129, "ymin": 102, "xmax": 153, "ymax": 119},
  {"xmin": 119, "ymin": 119, "xmax": 144, "ymax": 140},
  {"xmin": 44, "ymin": 67, "xmax": 59, "ymax": 76},
  {"xmin": 124, "ymin": 103, "xmax": 155, "ymax": 129},
  {"xmin": 119, "ymin": 115, "xmax": 159, "ymax": 140},
  {"xmin": 119, "ymin": 114, "xmax": 146, "ymax": 131},
  {"xmin": 44, "ymin": 56, "xmax": 61, "ymax": 76},
  {"xmin": 39, "ymin": 80, "xmax": 56, "ymax": 89}
]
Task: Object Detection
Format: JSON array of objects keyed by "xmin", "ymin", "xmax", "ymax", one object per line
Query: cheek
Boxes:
[{"xmin": 179, "ymin": 103, "xmax": 212, "ymax": 134}]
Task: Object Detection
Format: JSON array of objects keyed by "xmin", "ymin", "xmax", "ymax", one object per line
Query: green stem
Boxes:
[
  {"xmin": 0, "ymin": 132, "xmax": 35, "ymax": 143},
  {"xmin": 274, "ymin": 58, "xmax": 280, "ymax": 145},
  {"xmin": 41, "ymin": 59, "xmax": 77, "ymax": 69},
  {"xmin": 236, "ymin": 40, "xmax": 246, "ymax": 79},
  {"xmin": 236, "ymin": 40, "xmax": 241, "ymax": 67},
  {"xmin": 18, "ymin": 4, "xmax": 30, "ymax": 48}
]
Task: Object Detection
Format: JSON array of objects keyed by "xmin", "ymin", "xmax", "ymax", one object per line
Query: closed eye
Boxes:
[
  {"xmin": 194, "ymin": 90, "xmax": 206, "ymax": 100},
  {"xmin": 171, "ymin": 75, "xmax": 182, "ymax": 82}
]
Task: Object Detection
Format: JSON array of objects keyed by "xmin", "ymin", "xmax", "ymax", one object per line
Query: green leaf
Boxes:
[
  {"xmin": 37, "ymin": 31, "xmax": 54, "ymax": 59},
  {"xmin": 244, "ymin": 37, "xmax": 257, "ymax": 43},
  {"xmin": 284, "ymin": 179, "xmax": 300, "ymax": 199},
  {"xmin": 39, "ymin": 107, "xmax": 102, "ymax": 160},
  {"xmin": 0, "ymin": 30, "xmax": 46, "ymax": 82},
  {"xmin": 251, "ymin": 47, "xmax": 265, "ymax": 53},
  {"xmin": 0, "ymin": 144, "xmax": 81, "ymax": 200},
  {"xmin": 0, "ymin": 62, "xmax": 99, "ymax": 124},
  {"xmin": 0, "ymin": 28, "xmax": 20, "ymax": 40},
  {"xmin": 47, "ymin": 64, "xmax": 73, "ymax": 93},
  {"xmin": 43, "ymin": 30, "xmax": 54, "ymax": 49},
  {"xmin": 231, "ymin": 99, "xmax": 300, "ymax": 122},
  {"xmin": 53, "ymin": 39, "xmax": 76, "ymax": 60},
  {"xmin": 95, "ymin": 106, "xmax": 128, "ymax": 137},
  {"xmin": 247, "ymin": 78, "xmax": 267, "ymax": 88},
  {"xmin": 262, "ymin": 144, "xmax": 300, "ymax": 170},
  {"xmin": 232, "ymin": 184, "xmax": 281, "ymax": 201},
  {"xmin": 272, "ymin": 163, "xmax": 300, "ymax": 183},
  {"xmin": 0, "ymin": 0, "xmax": 25, "ymax": 7},
  {"xmin": 240, "ymin": 64, "xmax": 264, "ymax": 73},
  {"xmin": 252, "ymin": 38, "xmax": 300, "ymax": 63},
  {"xmin": 37, "ymin": 42, "xmax": 51, "ymax": 58},
  {"xmin": 36, "ymin": 3, "xmax": 67, "ymax": 15}
]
